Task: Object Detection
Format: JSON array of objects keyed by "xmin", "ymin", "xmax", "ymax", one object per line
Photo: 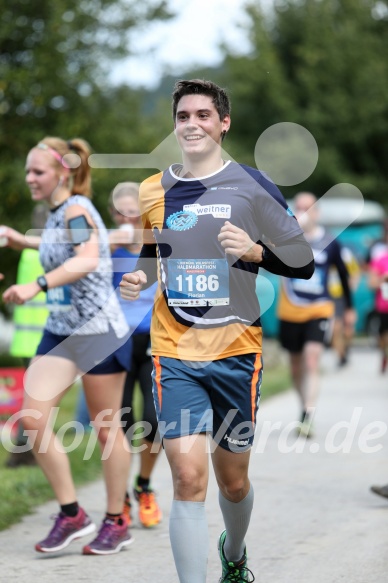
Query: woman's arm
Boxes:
[
  {"xmin": 2, "ymin": 205, "xmax": 99, "ymax": 304},
  {"xmin": 0, "ymin": 225, "xmax": 41, "ymax": 250}
]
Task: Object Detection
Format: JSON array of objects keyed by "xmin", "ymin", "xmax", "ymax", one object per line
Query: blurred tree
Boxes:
[
  {"xmin": 0, "ymin": 0, "xmax": 171, "ymax": 304},
  {"xmin": 218, "ymin": 0, "xmax": 388, "ymax": 203}
]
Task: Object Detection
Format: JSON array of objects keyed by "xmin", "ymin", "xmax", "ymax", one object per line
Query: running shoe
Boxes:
[
  {"xmin": 296, "ymin": 412, "xmax": 314, "ymax": 439},
  {"xmin": 133, "ymin": 479, "xmax": 162, "ymax": 528},
  {"xmin": 370, "ymin": 484, "xmax": 388, "ymax": 499},
  {"xmin": 82, "ymin": 517, "xmax": 133, "ymax": 555},
  {"xmin": 35, "ymin": 507, "xmax": 96, "ymax": 553},
  {"xmin": 122, "ymin": 493, "xmax": 133, "ymax": 527},
  {"xmin": 297, "ymin": 419, "xmax": 314, "ymax": 438},
  {"xmin": 338, "ymin": 354, "xmax": 348, "ymax": 368},
  {"xmin": 218, "ymin": 530, "xmax": 255, "ymax": 582}
]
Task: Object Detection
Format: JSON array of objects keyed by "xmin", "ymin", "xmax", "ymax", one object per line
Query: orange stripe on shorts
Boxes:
[
  {"xmin": 154, "ymin": 356, "xmax": 162, "ymax": 410},
  {"xmin": 250, "ymin": 354, "xmax": 262, "ymax": 424}
]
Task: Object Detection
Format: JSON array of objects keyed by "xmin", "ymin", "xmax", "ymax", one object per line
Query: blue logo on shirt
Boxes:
[{"xmin": 166, "ymin": 211, "xmax": 198, "ymax": 231}]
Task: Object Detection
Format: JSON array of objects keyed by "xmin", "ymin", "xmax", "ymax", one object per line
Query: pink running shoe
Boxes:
[
  {"xmin": 82, "ymin": 518, "xmax": 133, "ymax": 555},
  {"xmin": 35, "ymin": 507, "xmax": 96, "ymax": 553}
]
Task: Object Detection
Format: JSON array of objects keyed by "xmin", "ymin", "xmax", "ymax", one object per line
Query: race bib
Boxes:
[
  {"xmin": 292, "ymin": 267, "xmax": 325, "ymax": 296},
  {"xmin": 47, "ymin": 285, "xmax": 72, "ymax": 312},
  {"xmin": 167, "ymin": 259, "xmax": 229, "ymax": 306}
]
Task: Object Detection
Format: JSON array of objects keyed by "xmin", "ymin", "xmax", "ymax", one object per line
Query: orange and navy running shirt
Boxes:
[
  {"xmin": 277, "ymin": 227, "xmax": 347, "ymax": 323},
  {"xmin": 139, "ymin": 161, "xmax": 303, "ymax": 361}
]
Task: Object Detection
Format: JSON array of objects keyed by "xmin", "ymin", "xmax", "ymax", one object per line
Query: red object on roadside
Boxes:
[{"xmin": 0, "ymin": 368, "xmax": 25, "ymax": 440}]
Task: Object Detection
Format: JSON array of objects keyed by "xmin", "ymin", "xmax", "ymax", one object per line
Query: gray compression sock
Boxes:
[
  {"xmin": 218, "ymin": 484, "xmax": 254, "ymax": 562},
  {"xmin": 169, "ymin": 500, "xmax": 209, "ymax": 583}
]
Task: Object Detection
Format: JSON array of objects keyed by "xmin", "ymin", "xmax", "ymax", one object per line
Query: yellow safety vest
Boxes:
[
  {"xmin": 9, "ymin": 249, "xmax": 49, "ymax": 358},
  {"xmin": 328, "ymin": 246, "xmax": 360, "ymax": 299}
]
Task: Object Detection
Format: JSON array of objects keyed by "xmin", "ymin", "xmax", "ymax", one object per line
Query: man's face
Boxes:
[{"xmin": 174, "ymin": 94, "xmax": 230, "ymax": 159}]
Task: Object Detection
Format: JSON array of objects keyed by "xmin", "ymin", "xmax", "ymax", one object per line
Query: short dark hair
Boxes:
[{"xmin": 172, "ymin": 79, "xmax": 231, "ymax": 122}]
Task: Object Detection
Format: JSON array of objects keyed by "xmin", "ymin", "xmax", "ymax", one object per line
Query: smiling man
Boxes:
[{"xmin": 120, "ymin": 79, "xmax": 314, "ymax": 583}]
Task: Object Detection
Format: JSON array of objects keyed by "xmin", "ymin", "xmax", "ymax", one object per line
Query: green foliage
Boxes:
[{"xmin": 215, "ymin": 0, "xmax": 388, "ymax": 203}]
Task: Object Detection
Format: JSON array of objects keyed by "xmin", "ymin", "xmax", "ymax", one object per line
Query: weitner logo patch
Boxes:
[{"xmin": 183, "ymin": 203, "xmax": 231, "ymax": 219}]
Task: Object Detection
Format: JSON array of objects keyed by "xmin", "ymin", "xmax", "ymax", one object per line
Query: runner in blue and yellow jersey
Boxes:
[
  {"xmin": 278, "ymin": 191, "xmax": 356, "ymax": 438},
  {"xmin": 120, "ymin": 79, "xmax": 314, "ymax": 583}
]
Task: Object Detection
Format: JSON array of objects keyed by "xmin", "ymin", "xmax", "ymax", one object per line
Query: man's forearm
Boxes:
[{"xmin": 260, "ymin": 235, "xmax": 315, "ymax": 279}]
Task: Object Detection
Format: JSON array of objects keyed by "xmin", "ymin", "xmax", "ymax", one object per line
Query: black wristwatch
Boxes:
[{"xmin": 36, "ymin": 275, "xmax": 48, "ymax": 293}]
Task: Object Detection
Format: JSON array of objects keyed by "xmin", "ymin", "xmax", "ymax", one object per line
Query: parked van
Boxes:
[{"xmin": 258, "ymin": 197, "xmax": 387, "ymax": 338}]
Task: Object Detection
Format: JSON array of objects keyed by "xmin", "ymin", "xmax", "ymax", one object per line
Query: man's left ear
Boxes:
[{"xmin": 222, "ymin": 117, "xmax": 231, "ymax": 133}]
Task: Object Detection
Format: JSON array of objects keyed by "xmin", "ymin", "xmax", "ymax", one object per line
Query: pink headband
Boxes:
[{"xmin": 36, "ymin": 143, "xmax": 70, "ymax": 169}]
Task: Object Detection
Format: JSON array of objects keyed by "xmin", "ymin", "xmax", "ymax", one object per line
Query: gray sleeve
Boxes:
[
  {"xmin": 253, "ymin": 182, "xmax": 312, "ymax": 268},
  {"xmin": 254, "ymin": 184, "xmax": 303, "ymax": 245}
]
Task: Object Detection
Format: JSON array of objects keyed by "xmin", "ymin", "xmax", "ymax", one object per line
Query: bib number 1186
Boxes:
[{"xmin": 175, "ymin": 273, "xmax": 219, "ymax": 292}]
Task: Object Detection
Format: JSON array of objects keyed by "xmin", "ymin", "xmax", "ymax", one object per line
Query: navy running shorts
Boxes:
[
  {"xmin": 151, "ymin": 354, "xmax": 263, "ymax": 452},
  {"xmin": 36, "ymin": 327, "xmax": 132, "ymax": 375}
]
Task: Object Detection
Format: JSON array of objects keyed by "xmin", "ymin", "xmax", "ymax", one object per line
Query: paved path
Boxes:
[{"xmin": 1, "ymin": 344, "xmax": 387, "ymax": 582}]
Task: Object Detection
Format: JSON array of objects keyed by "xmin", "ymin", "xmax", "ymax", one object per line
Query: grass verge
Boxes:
[{"xmin": 261, "ymin": 364, "xmax": 290, "ymax": 401}]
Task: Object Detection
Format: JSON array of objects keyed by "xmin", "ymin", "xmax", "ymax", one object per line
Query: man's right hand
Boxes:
[{"xmin": 119, "ymin": 270, "xmax": 147, "ymax": 300}]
